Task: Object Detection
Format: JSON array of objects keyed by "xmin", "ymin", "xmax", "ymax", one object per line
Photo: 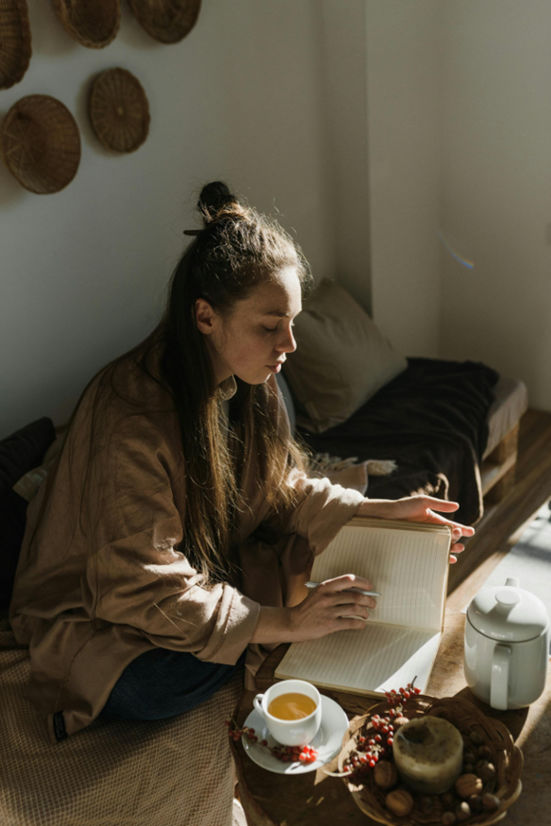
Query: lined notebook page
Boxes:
[
  {"xmin": 310, "ymin": 519, "xmax": 450, "ymax": 630},
  {"xmin": 275, "ymin": 518, "xmax": 450, "ymax": 694},
  {"xmin": 275, "ymin": 625, "xmax": 442, "ymax": 694}
]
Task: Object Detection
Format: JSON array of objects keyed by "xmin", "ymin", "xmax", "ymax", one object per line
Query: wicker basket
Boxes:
[
  {"xmin": 88, "ymin": 67, "xmax": 150, "ymax": 153},
  {"xmin": 52, "ymin": 0, "xmax": 120, "ymax": 48},
  {"xmin": 127, "ymin": 0, "xmax": 201, "ymax": 44},
  {"xmin": 0, "ymin": 0, "xmax": 32, "ymax": 88},
  {"xmin": 1, "ymin": 95, "xmax": 81, "ymax": 194},
  {"xmin": 338, "ymin": 695, "xmax": 523, "ymax": 826}
]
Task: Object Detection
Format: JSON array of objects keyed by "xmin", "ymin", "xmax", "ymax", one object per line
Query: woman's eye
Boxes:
[{"xmin": 262, "ymin": 326, "xmax": 278, "ymax": 333}]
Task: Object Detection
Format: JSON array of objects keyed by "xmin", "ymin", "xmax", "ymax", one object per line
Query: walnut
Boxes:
[
  {"xmin": 469, "ymin": 730, "xmax": 484, "ymax": 745},
  {"xmin": 455, "ymin": 801, "xmax": 472, "ymax": 821},
  {"xmin": 455, "ymin": 773, "xmax": 483, "ymax": 799},
  {"xmin": 373, "ymin": 760, "xmax": 398, "ymax": 789},
  {"xmin": 482, "ymin": 793, "xmax": 500, "ymax": 812},
  {"xmin": 385, "ymin": 789, "xmax": 414, "ymax": 817},
  {"xmin": 476, "ymin": 760, "xmax": 497, "ymax": 782},
  {"xmin": 468, "ymin": 794, "xmax": 484, "ymax": 814}
]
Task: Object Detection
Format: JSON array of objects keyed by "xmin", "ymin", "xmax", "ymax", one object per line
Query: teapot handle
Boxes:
[{"xmin": 490, "ymin": 643, "xmax": 511, "ymax": 710}]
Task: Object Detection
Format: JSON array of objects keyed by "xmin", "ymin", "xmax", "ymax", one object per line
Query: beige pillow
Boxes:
[{"xmin": 284, "ymin": 280, "xmax": 407, "ymax": 432}]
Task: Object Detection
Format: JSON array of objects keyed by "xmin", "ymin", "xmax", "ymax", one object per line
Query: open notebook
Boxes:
[{"xmin": 275, "ymin": 517, "xmax": 451, "ymax": 695}]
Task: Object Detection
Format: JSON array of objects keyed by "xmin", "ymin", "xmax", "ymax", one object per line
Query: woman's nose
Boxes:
[{"xmin": 276, "ymin": 324, "xmax": 297, "ymax": 354}]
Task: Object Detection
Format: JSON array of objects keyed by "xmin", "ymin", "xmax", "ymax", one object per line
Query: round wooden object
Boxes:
[
  {"xmin": 0, "ymin": 0, "xmax": 32, "ymax": 88},
  {"xmin": 88, "ymin": 68, "xmax": 150, "ymax": 153},
  {"xmin": 127, "ymin": 0, "xmax": 201, "ymax": 44},
  {"xmin": 1, "ymin": 95, "xmax": 81, "ymax": 194},
  {"xmin": 338, "ymin": 695, "xmax": 523, "ymax": 826},
  {"xmin": 52, "ymin": 0, "xmax": 120, "ymax": 48}
]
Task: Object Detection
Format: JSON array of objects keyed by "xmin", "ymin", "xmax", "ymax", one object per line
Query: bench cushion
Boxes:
[{"xmin": 484, "ymin": 375, "xmax": 528, "ymax": 459}]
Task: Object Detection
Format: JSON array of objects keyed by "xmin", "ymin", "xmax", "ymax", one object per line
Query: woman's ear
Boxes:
[{"xmin": 195, "ymin": 298, "xmax": 217, "ymax": 335}]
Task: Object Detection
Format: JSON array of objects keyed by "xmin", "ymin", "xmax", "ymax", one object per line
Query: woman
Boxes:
[{"xmin": 9, "ymin": 182, "xmax": 473, "ymax": 742}]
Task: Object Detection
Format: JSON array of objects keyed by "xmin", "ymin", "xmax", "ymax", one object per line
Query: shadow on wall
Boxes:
[{"xmin": 0, "ymin": 158, "xmax": 25, "ymax": 208}]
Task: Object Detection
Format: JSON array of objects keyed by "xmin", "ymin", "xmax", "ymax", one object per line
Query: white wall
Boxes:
[
  {"xmin": 0, "ymin": 0, "xmax": 335, "ymax": 435},
  {"xmin": 440, "ymin": 0, "xmax": 551, "ymax": 410},
  {"xmin": 365, "ymin": 0, "xmax": 442, "ymax": 357},
  {"xmin": 317, "ymin": 0, "xmax": 372, "ymax": 311},
  {"xmin": 4, "ymin": 2, "xmax": 551, "ymax": 438},
  {"xmin": 363, "ymin": 0, "xmax": 551, "ymax": 411}
]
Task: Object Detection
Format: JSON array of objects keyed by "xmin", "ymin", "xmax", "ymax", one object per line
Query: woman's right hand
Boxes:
[
  {"xmin": 288, "ymin": 574, "xmax": 378, "ymax": 639},
  {"xmin": 250, "ymin": 574, "xmax": 378, "ymax": 645}
]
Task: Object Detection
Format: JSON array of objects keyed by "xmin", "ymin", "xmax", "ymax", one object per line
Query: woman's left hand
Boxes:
[{"xmin": 357, "ymin": 495, "xmax": 475, "ymax": 563}]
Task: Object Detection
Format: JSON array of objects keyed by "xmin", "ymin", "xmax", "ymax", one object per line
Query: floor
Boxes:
[{"xmin": 448, "ymin": 407, "xmax": 551, "ymax": 597}]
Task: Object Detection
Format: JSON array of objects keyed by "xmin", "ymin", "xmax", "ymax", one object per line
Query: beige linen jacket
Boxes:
[{"xmin": 9, "ymin": 340, "xmax": 364, "ymax": 741}]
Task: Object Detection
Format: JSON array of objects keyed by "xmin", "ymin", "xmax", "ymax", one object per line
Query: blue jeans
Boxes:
[{"xmin": 101, "ymin": 648, "xmax": 244, "ymax": 722}]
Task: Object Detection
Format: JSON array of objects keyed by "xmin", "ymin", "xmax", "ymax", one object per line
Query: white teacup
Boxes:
[{"xmin": 253, "ymin": 679, "xmax": 322, "ymax": 747}]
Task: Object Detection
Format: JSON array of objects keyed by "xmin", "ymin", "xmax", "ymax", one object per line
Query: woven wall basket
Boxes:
[
  {"xmin": 1, "ymin": 95, "xmax": 81, "ymax": 194},
  {"xmin": 0, "ymin": 0, "xmax": 32, "ymax": 89},
  {"xmin": 52, "ymin": 0, "xmax": 120, "ymax": 48},
  {"xmin": 127, "ymin": 0, "xmax": 201, "ymax": 44},
  {"xmin": 88, "ymin": 68, "xmax": 150, "ymax": 153}
]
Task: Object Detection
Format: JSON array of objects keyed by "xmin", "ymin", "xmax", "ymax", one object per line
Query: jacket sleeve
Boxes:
[
  {"xmin": 86, "ymin": 418, "xmax": 260, "ymax": 665},
  {"xmin": 287, "ymin": 470, "xmax": 365, "ymax": 554}
]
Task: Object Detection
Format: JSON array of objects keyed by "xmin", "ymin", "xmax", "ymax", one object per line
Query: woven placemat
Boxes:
[
  {"xmin": 1, "ymin": 95, "xmax": 81, "ymax": 194},
  {"xmin": 52, "ymin": 0, "xmax": 120, "ymax": 48},
  {"xmin": 128, "ymin": 0, "xmax": 201, "ymax": 44},
  {"xmin": 88, "ymin": 67, "xmax": 150, "ymax": 153},
  {"xmin": 0, "ymin": 0, "xmax": 32, "ymax": 88}
]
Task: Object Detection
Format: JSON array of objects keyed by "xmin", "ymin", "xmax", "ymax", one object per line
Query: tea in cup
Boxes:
[{"xmin": 253, "ymin": 679, "xmax": 322, "ymax": 746}]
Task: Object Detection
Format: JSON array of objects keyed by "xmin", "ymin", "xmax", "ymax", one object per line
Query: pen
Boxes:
[{"xmin": 305, "ymin": 581, "xmax": 382, "ymax": 597}]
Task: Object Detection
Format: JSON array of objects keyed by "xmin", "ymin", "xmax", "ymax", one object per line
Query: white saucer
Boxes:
[{"xmin": 241, "ymin": 694, "xmax": 349, "ymax": 774}]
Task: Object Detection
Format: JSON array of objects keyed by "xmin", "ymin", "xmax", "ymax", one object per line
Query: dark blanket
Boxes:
[{"xmin": 297, "ymin": 358, "xmax": 499, "ymax": 526}]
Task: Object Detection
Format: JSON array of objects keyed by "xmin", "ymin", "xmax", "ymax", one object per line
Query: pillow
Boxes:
[
  {"xmin": 0, "ymin": 417, "xmax": 55, "ymax": 495},
  {"xmin": 283, "ymin": 280, "xmax": 407, "ymax": 433}
]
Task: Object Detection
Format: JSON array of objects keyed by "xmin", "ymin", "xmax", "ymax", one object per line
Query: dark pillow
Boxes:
[
  {"xmin": 0, "ymin": 417, "xmax": 55, "ymax": 611},
  {"xmin": 0, "ymin": 417, "xmax": 55, "ymax": 494},
  {"xmin": 0, "ymin": 489, "xmax": 29, "ymax": 611}
]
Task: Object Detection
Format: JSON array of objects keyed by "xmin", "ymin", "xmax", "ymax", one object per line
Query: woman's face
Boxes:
[{"xmin": 196, "ymin": 266, "xmax": 302, "ymax": 385}]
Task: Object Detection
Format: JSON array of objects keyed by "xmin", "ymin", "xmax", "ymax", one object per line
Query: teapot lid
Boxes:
[{"xmin": 467, "ymin": 578, "xmax": 549, "ymax": 642}]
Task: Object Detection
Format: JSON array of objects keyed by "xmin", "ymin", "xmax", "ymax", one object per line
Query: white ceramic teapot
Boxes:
[{"xmin": 464, "ymin": 577, "xmax": 549, "ymax": 710}]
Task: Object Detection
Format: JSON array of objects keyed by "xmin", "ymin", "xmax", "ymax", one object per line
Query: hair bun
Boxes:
[{"xmin": 197, "ymin": 181, "xmax": 238, "ymax": 223}]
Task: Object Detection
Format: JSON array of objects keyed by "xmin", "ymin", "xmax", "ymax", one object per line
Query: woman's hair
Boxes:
[{"xmin": 161, "ymin": 181, "xmax": 312, "ymax": 583}]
